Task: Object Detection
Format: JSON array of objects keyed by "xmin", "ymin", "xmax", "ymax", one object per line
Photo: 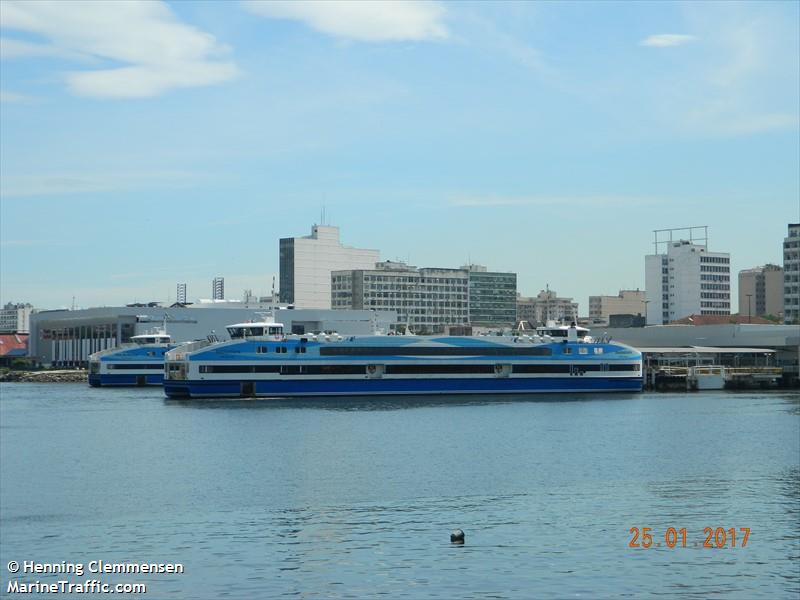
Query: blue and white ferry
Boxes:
[
  {"xmin": 89, "ymin": 329, "xmax": 176, "ymax": 387},
  {"xmin": 163, "ymin": 319, "xmax": 642, "ymax": 399}
]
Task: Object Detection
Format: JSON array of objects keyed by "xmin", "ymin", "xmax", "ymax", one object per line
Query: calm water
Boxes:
[{"xmin": 1, "ymin": 383, "xmax": 798, "ymax": 599}]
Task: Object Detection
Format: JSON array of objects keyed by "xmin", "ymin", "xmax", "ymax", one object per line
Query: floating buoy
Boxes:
[{"xmin": 450, "ymin": 529, "xmax": 465, "ymax": 544}]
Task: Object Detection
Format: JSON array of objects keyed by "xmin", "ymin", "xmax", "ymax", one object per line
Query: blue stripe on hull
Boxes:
[
  {"xmin": 89, "ymin": 374, "xmax": 164, "ymax": 387},
  {"xmin": 164, "ymin": 376, "xmax": 643, "ymax": 398}
]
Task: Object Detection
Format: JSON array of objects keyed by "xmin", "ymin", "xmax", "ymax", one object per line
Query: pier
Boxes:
[{"xmin": 641, "ymin": 347, "xmax": 781, "ymax": 391}]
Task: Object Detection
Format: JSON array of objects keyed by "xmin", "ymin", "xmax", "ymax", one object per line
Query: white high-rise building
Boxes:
[
  {"xmin": 212, "ymin": 277, "xmax": 225, "ymax": 301},
  {"xmin": 280, "ymin": 225, "xmax": 380, "ymax": 309},
  {"xmin": 0, "ymin": 302, "xmax": 35, "ymax": 333},
  {"xmin": 645, "ymin": 239, "xmax": 730, "ymax": 325}
]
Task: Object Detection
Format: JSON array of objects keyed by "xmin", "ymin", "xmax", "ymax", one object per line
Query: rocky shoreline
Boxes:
[{"xmin": 0, "ymin": 370, "xmax": 88, "ymax": 383}]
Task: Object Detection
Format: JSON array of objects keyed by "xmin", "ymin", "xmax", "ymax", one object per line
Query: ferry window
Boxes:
[
  {"xmin": 609, "ymin": 364, "xmax": 639, "ymax": 371},
  {"xmin": 385, "ymin": 364, "xmax": 495, "ymax": 375},
  {"xmin": 247, "ymin": 328, "xmax": 264, "ymax": 336},
  {"xmin": 268, "ymin": 327, "xmax": 282, "ymax": 335},
  {"xmin": 319, "ymin": 346, "xmax": 552, "ymax": 357},
  {"xmin": 578, "ymin": 347, "xmax": 588, "ymax": 355},
  {"xmin": 228, "ymin": 328, "xmax": 244, "ymax": 338},
  {"xmin": 593, "ymin": 348, "xmax": 604, "ymax": 354},
  {"xmin": 256, "ymin": 346, "xmax": 267, "ymax": 354},
  {"xmin": 513, "ymin": 364, "xmax": 570, "ymax": 374},
  {"xmin": 563, "ymin": 347, "xmax": 572, "ymax": 354}
]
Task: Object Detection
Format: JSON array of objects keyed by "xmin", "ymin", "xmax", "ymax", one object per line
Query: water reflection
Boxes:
[{"xmin": 164, "ymin": 392, "xmax": 641, "ymax": 411}]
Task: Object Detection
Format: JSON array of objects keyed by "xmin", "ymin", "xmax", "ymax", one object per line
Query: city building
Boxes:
[
  {"xmin": 0, "ymin": 302, "xmax": 35, "ymax": 333},
  {"xmin": 738, "ymin": 265, "xmax": 783, "ymax": 320},
  {"xmin": 28, "ymin": 305, "xmax": 398, "ymax": 368},
  {"xmin": 588, "ymin": 290, "xmax": 646, "ymax": 325},
  {"xmin": 212, "ymin": 277, "xmax": 225, "ymax": 300},
  {"xmin": 332, "ymin": 261, "xmax": 469, "ymax": 334},
  {"xmin": 784, "ymin": 223, "xmax": 800, "ymax": 324},
  {"xmin": 516, "ymin": 289, "xmax": 578, "ymax": 326},
  {"xmin": 280, "ymin": 224, "xmax": 380, "ymax": 309},
  {"xmin": 464, "ymin": 264, "xmax": 517, "ymax": 327},
  {"xmin": 176, "ymin": 283, "xmax": 187, "ymax": 304},
  {"xmin": 645, "ymin": 228, "xmax": 730, "ymax": 325}
]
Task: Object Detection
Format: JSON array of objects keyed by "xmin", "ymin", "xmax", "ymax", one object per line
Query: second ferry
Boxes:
[
  {"xmin": 89, "ymin": 328, "xmax": 176, "ymax": 387},
  {"xmin": 163, "ymin": 319, "xmax": 642, "ymax": 398}
]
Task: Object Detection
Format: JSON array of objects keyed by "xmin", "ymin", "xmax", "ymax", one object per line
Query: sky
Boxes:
[{"xmin": 1, "ymin": 0, "xmax": 798, "ymax": 313}]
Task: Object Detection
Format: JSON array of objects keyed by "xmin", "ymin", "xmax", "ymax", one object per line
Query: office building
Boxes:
[
  {"xmin": 645, "ymin": 229, "xmax": 730, "ymax": 325},
  {"xmin": 280, "ymin": 224, "xmax": 380, "ymax": 309},
  {"xmin": 176, "ymin": 283, "xmax": 187, "ymax": 304},
  {"xmin": 738, "ymin": 265, "xmax": 783, "ymax": 320},
  {"xmin": 464, "ymin": 264, "xmax": 517, "ymax": 327},
  {"xmin": 0, "ymin": 302, "xmax": 34, "ymax": 333},
  {"xmin": 516, "ymin": 289, "xmax": 578, "ymax": 326},
  {"xmin": 332, "ymin": 261, "xmax": 469, "ymax": 334},
  {"xmin": 212, "ymin": 277, "xmax": 224, "ymax": 301},
  {"xmin": 588, "ymin": 290, "xmax": 646, "ymax": 325},
  {"xmin": 785, "ymin": 223, "xmax": 800, "ymax": 324}
]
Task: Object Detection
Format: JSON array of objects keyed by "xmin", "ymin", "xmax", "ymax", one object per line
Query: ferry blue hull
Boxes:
[
  {"xmin": 89, "ymin": 373, "xmax": 164, "ymax": 387},
  {"xmin": 164, "ymin": 376, "xmax": 643, "ymax": 399}
]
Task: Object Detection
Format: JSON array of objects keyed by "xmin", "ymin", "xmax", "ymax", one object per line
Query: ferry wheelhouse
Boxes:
[
  {"xmin": 163, "ymin": 320, "xmax": 642, "ymax": 399},
  {"xmin": 89, "ymin": 330, "xmax": 175, "ymax": 387}
]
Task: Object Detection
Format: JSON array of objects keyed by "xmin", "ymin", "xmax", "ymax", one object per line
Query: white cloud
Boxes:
[
  {"xmin": 0, "ymin": 170, "xmax": 207, "ymax": 198},
  {"xmin": 449, "ymin": 195, "xmax": 657, "ymax": 208},
  {"xmin": 243, "ymin": 0, "xmax": 447, "ymax": 42},
  {"xmin": 0, "ymin": 90, "xmax": 33, "ymax": 103},
  {"xmin": 640, "ymin": 34, "xmax": 695, "ymax": 47},
  {"xmin": 0, "ymin": 37, "xmax": 89, "ymax": 60},
  {"xmin": 0, "ymin": 1, "xmax": 239, "ymax": 98}
]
